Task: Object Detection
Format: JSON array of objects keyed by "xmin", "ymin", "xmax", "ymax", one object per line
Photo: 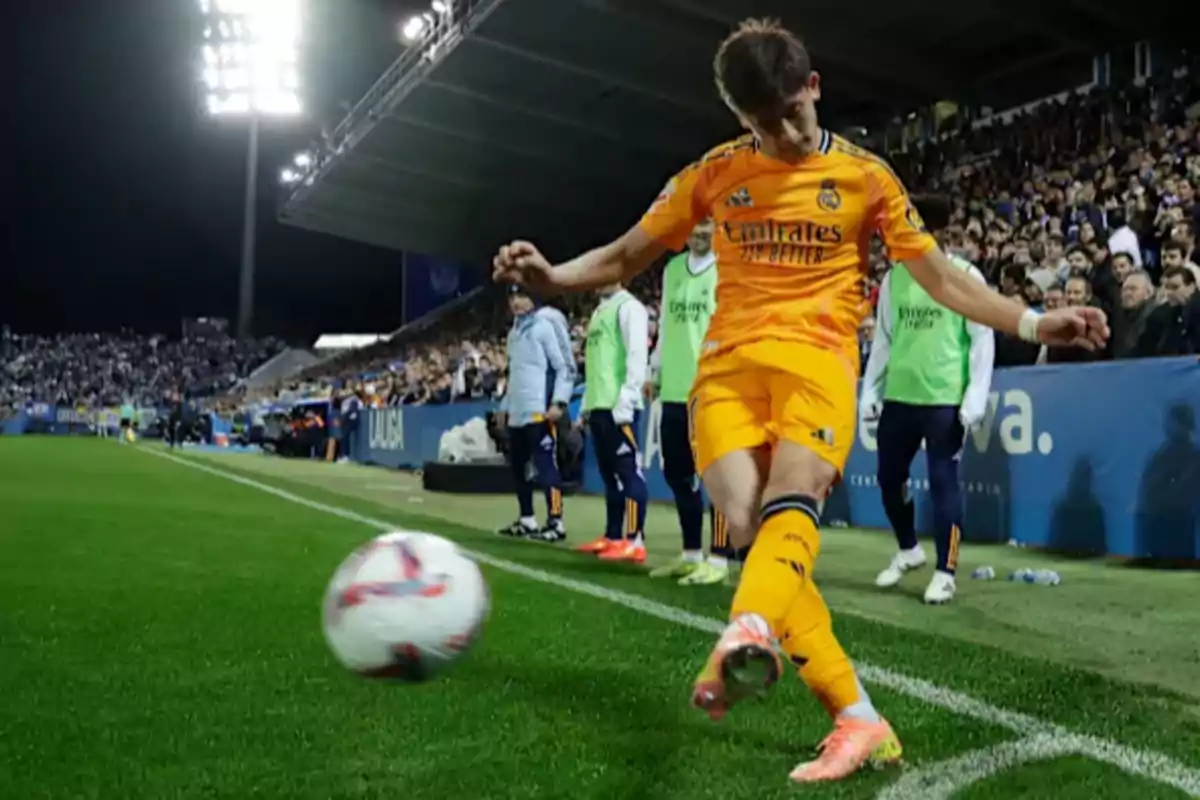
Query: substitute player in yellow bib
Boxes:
[{"xmin": 493, "ymin": 18, "xmax": 1108, "ymax": 784}]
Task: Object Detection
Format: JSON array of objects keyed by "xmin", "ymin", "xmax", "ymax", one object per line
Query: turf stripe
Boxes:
[{"xmin": 147, "ymin": 448, "xmax": 1200, "ymax": 798}]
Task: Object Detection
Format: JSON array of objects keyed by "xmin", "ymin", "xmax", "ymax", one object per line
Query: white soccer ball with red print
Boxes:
[{"xmin": 322, "ymin": 531, "xmax": 489, "ymax": 681}]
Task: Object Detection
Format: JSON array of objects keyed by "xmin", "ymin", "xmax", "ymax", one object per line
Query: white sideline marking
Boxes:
[
  {"xmin": 877, "ymin": 734, "xmax": 1077, "ymax": 800},
  {"xmin": 147, "ymin": 449, "xmax": 1200, "ymax": 798}
]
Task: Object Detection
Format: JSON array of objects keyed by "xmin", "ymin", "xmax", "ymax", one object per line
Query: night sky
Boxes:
[{"xmin": 7, "ymin": 1, "xmax": 427, "ymax": 342}]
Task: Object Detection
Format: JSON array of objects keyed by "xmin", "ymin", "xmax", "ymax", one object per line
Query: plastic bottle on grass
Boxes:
[{"xmin": 1008, "ymin": 568, "xmax": 1061, "ymax": 586}]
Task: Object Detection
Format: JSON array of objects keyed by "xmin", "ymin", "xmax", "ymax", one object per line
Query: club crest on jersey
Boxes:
[
  {"xmin": 817, "ymin": 179, "xmax": 841, "ymax": 212},
  {"xmin": 726, "ymin": 187, "xmax": 753, "ymax": 207}
]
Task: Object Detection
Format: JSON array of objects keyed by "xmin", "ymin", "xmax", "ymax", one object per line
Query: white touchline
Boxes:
[
  {"xmin": 876, "ymin": 734, "xmax": 1078, "ymax": 800},
  {"xmin": 147, "ymin": 449, "xmax": 1200, "ymax": 798}
]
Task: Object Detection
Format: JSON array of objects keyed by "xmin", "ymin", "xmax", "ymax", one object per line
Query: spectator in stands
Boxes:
[
  {"xmin": 1161, "ymin": 239, "xmax": 1200, "ymax": 285},
  {"xmin": 1176, "ymin": 177, "xmax": 1197, "ymax": 224},
  {"xmin": 1139, "ymin": 267, "xmax": 1200, "ymax": 356},
  {"xmin": 1023, "ymin": 279, "xmax": 1045, "ymax": 311},
  {"xmin": 1044, "ymin": 276, "xmax": 1105, "ymax": 364},
  {"xmin": 1043, "ymin": 283, "xmax": 1066, "ymax": 312},
  {"xmin": 1062, "ymin": 246, "xmax": 1093, "ymax": 279},
  {"xmin": 1064, "ymin": 275, "xmax": 1094, "ymax": 309},
  {"xmin": 1101, "ymin": 252, "xmax": 1139, "ymax": 309},
  {"xmin": 998, "ymin": 264, "xmax": 1025, "ymax": 298},
  {"xmin": 1172, "ymin": 219, "xmax": 1196, "ymax": 265},
  {"xmin": 1112, "ymin": 272, "xmax": 1158, "ymax": 359}
]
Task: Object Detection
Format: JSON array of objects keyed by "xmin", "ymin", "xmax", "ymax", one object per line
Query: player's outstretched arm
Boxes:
[
  {"xmin": 905, "ymin": 247, "xmax": 1109, "ymax": 351},
  {"xmin": 493, "ymin": 227, "xmax": 666, "ymax": 296},
  {"xmin": 555, "ymin": 226, "xmax": 666, "ymax": 289}
]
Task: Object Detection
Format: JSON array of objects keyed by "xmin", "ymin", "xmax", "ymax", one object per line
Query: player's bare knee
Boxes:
[
  {"xmin": 763, "ymin": 439, "xmax": 838, "ymax": 503},
  {"xmin": 702, "ymin": 447, "xmax": 767, "ymax": 547}
]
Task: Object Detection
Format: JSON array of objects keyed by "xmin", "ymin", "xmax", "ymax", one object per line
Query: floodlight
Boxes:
[
  {"xmin": 431, "ymin": 0, "xmax": 450, "ymax": 14},
  {"xmin": 194, "ymin": 0, "xmax": 306, "ymax": 339},
  {"xmin": 293, "ymin": 151, "xmax": 312, "ymax": 168},
  {"xmin": 197, "ymin": 0, "xmax": 302, "ymax": 117},
  {"xmin": 401, "ymin": 15, "xmax": 426, "ymax": 42}
]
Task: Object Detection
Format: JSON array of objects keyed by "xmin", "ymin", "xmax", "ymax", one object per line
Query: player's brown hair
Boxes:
[{"xmin": 714, "ymin": 18, "xmax": 811, "ymax": 131}]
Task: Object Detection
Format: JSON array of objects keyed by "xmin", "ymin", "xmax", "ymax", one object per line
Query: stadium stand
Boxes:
[
  {"xmin": 261, "ymin": 0, "xmax": 1198, "ymax": 409},
  {"xmin": 264, "ymin": 64, "xmax": 1200, "ymax": 408},
  {"xmin": 0, "ymin": 329, "xmax": 284, "ymax": 411}
]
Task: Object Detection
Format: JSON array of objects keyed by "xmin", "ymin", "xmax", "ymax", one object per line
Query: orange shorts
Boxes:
[{"xmin": 688, "ymin": 340, "xmax": 858, "ymax": 476}]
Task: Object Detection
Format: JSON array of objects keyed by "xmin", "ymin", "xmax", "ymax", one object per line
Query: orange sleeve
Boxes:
[
  {"xmin": 637, "ymin": 162, "xmax": 707, "ymax": 252},
  {"xmin": 868, "ymin": 162, "xmax": 937, "ymax": 262}
]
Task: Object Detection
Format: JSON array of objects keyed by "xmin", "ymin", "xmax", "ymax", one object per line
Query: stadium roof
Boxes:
[{"xmin": 280, "ymin": 0, "xmax": 1173, "ymax": 266}]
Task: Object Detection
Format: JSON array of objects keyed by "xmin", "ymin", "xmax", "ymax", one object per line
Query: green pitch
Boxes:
[{"xmin": 1, "ymin": 438, "xmax": 1197, "ymax": 799}]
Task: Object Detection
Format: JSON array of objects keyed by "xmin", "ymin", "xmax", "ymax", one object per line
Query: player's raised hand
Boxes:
[
  {"xmin": 492, "ymin": 240, "xmax": 556, "ymax": 294},
  {"xmin": 1036, "ymin": 306, "xmax": 1110, "ymax": 351}
]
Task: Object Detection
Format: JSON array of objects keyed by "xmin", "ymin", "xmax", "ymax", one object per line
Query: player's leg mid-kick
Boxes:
[{"xmin": 689, "ymin": 344, "xmax": 901, "ymax": 783}]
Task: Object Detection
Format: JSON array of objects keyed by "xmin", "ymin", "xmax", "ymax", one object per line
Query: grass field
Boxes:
[{"xmin": 1, "ymin": 438, "xmax": 1198, "ymax": 799}]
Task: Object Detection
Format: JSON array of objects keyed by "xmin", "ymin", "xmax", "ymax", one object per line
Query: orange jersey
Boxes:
[{"xmin": 638, "ymin": 130, "xmax": 936, "ymax": 370}]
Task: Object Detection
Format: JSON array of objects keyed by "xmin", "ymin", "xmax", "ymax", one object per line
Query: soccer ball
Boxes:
[{"xmin": 322, "ymin": 531, "xmax": 489, "ymax": 681}]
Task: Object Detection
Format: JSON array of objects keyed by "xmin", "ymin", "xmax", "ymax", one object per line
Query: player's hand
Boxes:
[
  {"xmin": 493, "ymin": 411, "xmax": 508, "ymax": 429},
  {"xmin": 642, "ymin": 380, "xmax": 657, "ymax": 401},
  {"xmin": 492, "ymin": 241, "xmax": 557, "ymax": 294},
  {"xmin": 1037, "ymin": 306, "xmax": 1109, "ymax": 351},
  {"xmin": 545, "ymin": 405, "xmax": 563, "ymax": 423},
  {"xmin": 959, "ymin": 407, "xmax": 984, "ymax": 431}
]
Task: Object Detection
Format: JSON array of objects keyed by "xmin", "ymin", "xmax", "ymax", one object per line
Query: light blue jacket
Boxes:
[
  {"xmin": 536, "ymin": 306, "xmax": 574, "ymax": 377},
  {"xmin": 499, "ymin": 311, "xmax": 574, "ymax": 426}
]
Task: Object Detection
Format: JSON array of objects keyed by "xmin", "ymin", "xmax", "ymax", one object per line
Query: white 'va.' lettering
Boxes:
[{"xmin": 858, "ymin": 390, "xmax": 1052, "ymax": 456}]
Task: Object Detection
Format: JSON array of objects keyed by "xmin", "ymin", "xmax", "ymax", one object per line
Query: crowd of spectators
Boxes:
[
  {"xmin": 261, "ymin": 269, "xmax": 664, "ymax": 410},
  {"xmin": 7, "ymin": 64, "xmax": 1199, "ymax": 415},
  {"xmin": 280, "ymin": 63, "xmax": 1200, "ymax": 409},
  {"xmin": 872, "ymin": 67, "xmax": 1200, "ymax": 366},
  {"xmin": 0, "ymin": 329, "xmax": 284, "ymax": 411}
]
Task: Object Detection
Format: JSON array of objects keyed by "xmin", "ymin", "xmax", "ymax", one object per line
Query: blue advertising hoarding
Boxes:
[
  {"xmin": 11, "ymin": 360, "xmax": 1196, "ymax": 560},
  {"xmin": 352, "ymin": 359, "xmax": 1200, "ymax": 560}
]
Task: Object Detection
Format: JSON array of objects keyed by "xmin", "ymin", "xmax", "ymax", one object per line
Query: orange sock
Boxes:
[
  {"xmin": 778, "ymin": 581, "xmax": 865, "ymax": 717},
  {"xmin": 729, "ymin": 500, "xmax": 821, "ymax": 633}
]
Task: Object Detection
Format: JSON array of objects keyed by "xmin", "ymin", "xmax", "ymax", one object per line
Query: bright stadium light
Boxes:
[
  {"xmin": 293, "ymin": 151, "xmax": 312, "ymax": 168},
  {"xmin": 431, "ymin": 0, "xmax": 450, "ymax": 14},
  {"xmin": 195, "ymin": 0, "xmax": 305, "ymax": 339},
  {"xmin": 198, "ymin": 0, "xmax": 302, "ymax": 117},
  {"xmin": 280, "ymin": 167, "xmax": 301, "ymax": 184},
  {"xmin": 401, "ymin": 14, "xmax": 427, "ymax": 42}
]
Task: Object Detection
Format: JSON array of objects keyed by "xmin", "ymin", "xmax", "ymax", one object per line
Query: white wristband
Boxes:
[{"xmin": 1018, "ymin": 309, "xmax": 1041, "ymax": 344}]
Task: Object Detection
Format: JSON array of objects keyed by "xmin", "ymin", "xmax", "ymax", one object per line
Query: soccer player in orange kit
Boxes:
[{"xmin": 493, "ymin": 18, "xmax": 1108, "ymax": 783}]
